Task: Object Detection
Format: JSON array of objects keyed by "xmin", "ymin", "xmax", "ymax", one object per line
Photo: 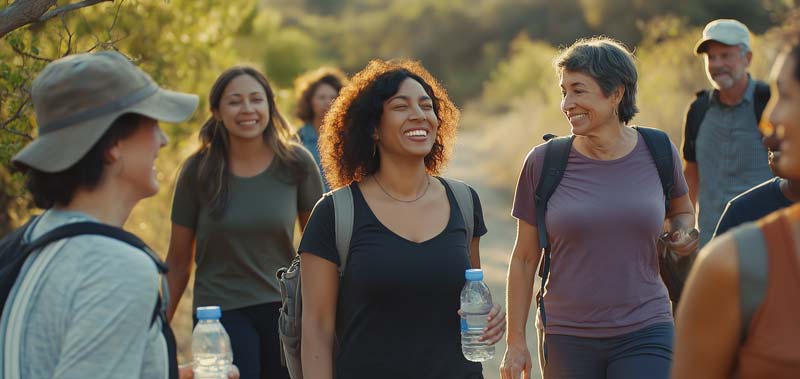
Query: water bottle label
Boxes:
[
  {"xmin": 465, "ymin": 313, "xmax": 488, "ymax": 331},
  {"xmin": 460, "ymin": 317, "xmax": 468, "ymax": 331}
]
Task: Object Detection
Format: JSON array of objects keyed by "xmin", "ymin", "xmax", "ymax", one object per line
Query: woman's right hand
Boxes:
[{"xmin": 500, "ymin": 343, "xmax": 533, "ymax": 379}]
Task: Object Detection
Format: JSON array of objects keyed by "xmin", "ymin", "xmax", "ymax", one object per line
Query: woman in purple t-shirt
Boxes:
[{"xmin": 500, "ymin": 37, "xmax": 698, "ymax": 379}]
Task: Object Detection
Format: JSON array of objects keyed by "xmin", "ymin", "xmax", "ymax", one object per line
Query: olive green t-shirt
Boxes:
[{"xmin": 171, "ymin": 147, "xmax": 323, "ymax": 311}]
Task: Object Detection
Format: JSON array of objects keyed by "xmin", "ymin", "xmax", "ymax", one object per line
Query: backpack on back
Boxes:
[
  {"xmin": 276, "ymin": 177, "xmax": 475, "ymax": 379},
  {"xmin": 682, "ymin": 81, "xmax": 770, "ymax": 162},
  {"xmin": 534, "ymin": 127, "xmax": 695, "ymax": 330},
  {"xmin": 0, "ymin": 217, "xmax": 178, "ymax": 379}
]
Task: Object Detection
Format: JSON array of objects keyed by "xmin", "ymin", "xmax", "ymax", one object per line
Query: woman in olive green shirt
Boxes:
[{"xmin": 166, "ymin": 66, "xmax": 323, "ymax": 379}]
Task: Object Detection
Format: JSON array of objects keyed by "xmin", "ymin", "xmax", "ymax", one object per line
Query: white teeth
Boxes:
[
  {"xmin": 239, "ymin": 120, "xmax": 257, "ymax": 126},
  {"xmin": 405, "ymin": 130, "xmax": 427, "ymax": 137},
  {"xmin": 569, "ymin": 114, "xmax": 586, "ymax": 121}
]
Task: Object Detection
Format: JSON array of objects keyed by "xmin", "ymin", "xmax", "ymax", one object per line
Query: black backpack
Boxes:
[
  {"xmin": 534, "ymin": 127, "xmax": 694, "ymax": 328},
  {"xmin": 0, "ymin": 216, "xmax": 178, "ymax": 379},
  {"xmin": 682, "ymin": 81, "xmax": 770, "ymax": 162}
]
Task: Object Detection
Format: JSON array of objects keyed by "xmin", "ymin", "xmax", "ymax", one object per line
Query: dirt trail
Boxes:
[{"xmin": 444, "ymin": 129, "xmax": 542, "ymax": 379}]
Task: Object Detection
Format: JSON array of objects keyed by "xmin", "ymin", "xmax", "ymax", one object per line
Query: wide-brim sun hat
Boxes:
[
  {"xmin": 694, "ymin": 19, "xmax": 751, "ymax": 55},
  {"xmin": 12, "ymin": 50, "xmax": 199, "ymax": 173}
]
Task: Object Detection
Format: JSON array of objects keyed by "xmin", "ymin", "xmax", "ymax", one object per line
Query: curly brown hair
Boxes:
[
  {"xmin": 294, "ymin": 67, "xmax": 349, "ymax": 124},
  {"xmin": 319, "ymin": 59, "xmax": 460, "ymax": 189}
]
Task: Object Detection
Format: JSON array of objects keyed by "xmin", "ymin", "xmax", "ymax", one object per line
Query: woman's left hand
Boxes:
[{"xmin": 479, "ymin": 304, "xmax": 506, "ymax": 345}]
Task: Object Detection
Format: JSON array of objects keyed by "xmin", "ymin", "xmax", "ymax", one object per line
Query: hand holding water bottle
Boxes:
[
  {"xmin": 192, "ymin": 306, "xmax": 233, "ymax": 379},
  {"xmin": 459, "ymin": 269, "xmax": 507, "ymax": 361},
  {"xmin": 458, "ymin": 304, "xmax": 506, "ymax": 343}
]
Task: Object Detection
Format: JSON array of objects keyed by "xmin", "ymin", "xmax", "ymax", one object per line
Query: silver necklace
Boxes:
[{"xmin": 373, "ymin": 175, "xmax": 431, "ymax": 203}]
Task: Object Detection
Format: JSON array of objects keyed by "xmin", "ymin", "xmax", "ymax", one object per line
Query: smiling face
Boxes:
[
  {"xmin": 559, "ymin": 70, "xmax": 621, "ymax": 135},
  {"xmin": 374, "ymin": 77, "xmax": 439, "ymax": 160},
  {"xmin": 214, "ymin": 74, "xmax": 270, "ymax": 142},
  {"xmin": 112, "ymin": 116, "xmax": 168, "ymax": 199},
  {"xmin": 770, "ymin": 53, "xmax": 800, "ymax": 180},
  {"xmin": 704, "ymin": 41, "xmax": 751, "ymax": 90}
]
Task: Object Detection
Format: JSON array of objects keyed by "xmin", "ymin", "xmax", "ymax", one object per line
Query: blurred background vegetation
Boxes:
[{"xmin": 1, "ymin": 0, "xmax": 798, "ymax": 363}]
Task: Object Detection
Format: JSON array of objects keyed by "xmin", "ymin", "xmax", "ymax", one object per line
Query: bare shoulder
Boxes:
[{"xmin": 692, "ymin": 233, "xmax": 740, "ymax": 288}]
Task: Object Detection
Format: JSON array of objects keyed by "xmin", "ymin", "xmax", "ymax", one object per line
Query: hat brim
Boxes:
[
  {"xmin": 12, "ymin": 88, "xmax": 198, "ymax": 173},
  {"xmin": 694, "ymin": 37, "xmax": 744, "ymax": 55}
]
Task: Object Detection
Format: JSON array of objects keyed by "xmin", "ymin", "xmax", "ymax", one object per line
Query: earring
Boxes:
[{"xmin": 372, "ymin": 143, "xmax": 377, "ymax": 158}]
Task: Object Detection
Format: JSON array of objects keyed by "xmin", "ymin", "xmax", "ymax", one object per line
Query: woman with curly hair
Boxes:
[
  {"xmin": 298, "ymin": 59, "xmax": 506, "ymax": 378},
  {"xmin": 166, "ymin": 66, "xmax": 323, "ymax": 379},
  {"xmin": 294, "ymin": 67, "xmax": 349, "ymax": 191}
]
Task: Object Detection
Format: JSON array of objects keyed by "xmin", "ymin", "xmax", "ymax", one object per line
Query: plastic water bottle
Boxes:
[
  {"xmin": 192, "ymin": 306, "xmax": 233, "ymax": 379},
  {"xmin": 460, "ymin": 269, "xmax": 495, "ymax": 362}
]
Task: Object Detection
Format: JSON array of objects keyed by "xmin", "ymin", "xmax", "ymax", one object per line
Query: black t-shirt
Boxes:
[
  {"xmin": 299, "ymin": 177, "xmax": 488, "ymax": 379},
  {"xmin": 714, "ymin": 177, "xmax": 793, "ymax": 238}
]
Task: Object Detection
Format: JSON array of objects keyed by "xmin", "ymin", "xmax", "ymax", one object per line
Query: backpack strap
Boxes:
[
  {"xmin": 682, "ymin": 90, "xmax": 712, "ymax": 162},
  {"xmin": 330, "ymin": 178, "xmax": 474, "ymax": 273},
  {"xmin": 753, "ymin": 80, "xmax": 771, "ymax": 126},
  {"xmin": 331, "ymin": 186, "xmax": 354, "ymax": 277},
  {"xmin": 683, "ymin": 82, "xmax": 770, "ymax": 162},
  {"xmin": 4, "ymin": 221, "xmax": 176, "ymax": 379},
  {"xmin": 633, "ymin": 126, "xmax": 674, "ymax": 214},
  {"xmin": 441, "ymin": 177, "xmax": 474, "ymax": 258},
  {"xmin": 533, "ymin": 135, "xmax": 574, "ymax": 329},
  {"xmin": 535, "ymin": 136, "xmax": 574, "ymax": 251},
  {"xmin": 731, "ymin": 223, "xmax": 769, "ymax": 343},
  {"xmin": 23, "ymin": 222, "xmax": 167, "ymax": 274},
  {"xmin": 23, "ymin": 223, "xmax": 170, "ymax": 325}
]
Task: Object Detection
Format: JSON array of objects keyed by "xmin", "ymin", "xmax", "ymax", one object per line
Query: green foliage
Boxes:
[
  {"xmin": 251, "ymin": 0, "xmax": 792, "ymax": 104},
  {"xmin": 479, "ymin": 34, "xmax": 559, "ymax": 113},
  {"xmin": 0, "ymin": 0, "xmax": 259, "ymax": 361}
]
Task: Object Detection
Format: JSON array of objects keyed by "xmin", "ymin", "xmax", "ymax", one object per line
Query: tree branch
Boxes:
[
  {"xmin": 0, "ymin": 0, "xmax": 113, "ymax": 38},
  {"xmin": 0, "ymin": 99, "xmax": 34, "ymax": 141},
  {"xmin": 39, "ymin": 0, "xmax": 114, "ymax": 23},
  {"xmin": 107, "ymin": 0, "xmax": 124, "ymax": 37},
  {"xmin": 9, "ymin": 43, "xmax": 52, "ymax": 62},
  {"xmin": 60, "ymin": 13, "xmax": 74, "ymax": 56}
]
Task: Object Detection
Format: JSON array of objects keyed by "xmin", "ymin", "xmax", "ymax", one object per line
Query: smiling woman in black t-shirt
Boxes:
[{"xmin": 298, "ymin": 59, "xmax": 506, "ymax": 379}]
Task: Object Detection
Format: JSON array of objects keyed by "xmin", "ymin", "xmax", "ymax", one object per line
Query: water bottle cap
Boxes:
[
  {"xmin": 465, "ymin": 269, "xmax": 484, "ymax": 281},
  {"xmin": 196, "ymin": 306, "xmax": 222, "ymax": 320}
]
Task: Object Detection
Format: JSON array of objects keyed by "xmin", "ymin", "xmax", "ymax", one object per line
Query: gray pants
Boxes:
[{"xmin": 542, "ymin": 322, "xmax": 673, "ymax": 379}]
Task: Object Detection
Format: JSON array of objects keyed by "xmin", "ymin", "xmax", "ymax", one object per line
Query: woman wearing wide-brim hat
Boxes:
[{"xmin": 5, "ymin": 50, "xmax": 204, "ymax": 379}]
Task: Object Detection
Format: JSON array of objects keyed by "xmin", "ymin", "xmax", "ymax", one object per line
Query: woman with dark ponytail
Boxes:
[{"xmin": 166, "ymin": 66, "xmax": 323, "ymax": 379}]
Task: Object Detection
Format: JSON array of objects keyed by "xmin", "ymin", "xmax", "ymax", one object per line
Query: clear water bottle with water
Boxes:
[
  {"xmin": 460, "ymin": 268, "xmax": 495, "ymax": 362},
  {"xmin": 193, "ymin": 306, "xmax": 233, "ymax": 379}
]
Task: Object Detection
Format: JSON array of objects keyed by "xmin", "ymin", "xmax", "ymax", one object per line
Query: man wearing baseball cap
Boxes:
[
  {"xmin": 0, "ymin": 51, "xmax": 207, "ymax": 379},
  {"xmin": 681, "ymin": 19, "xmax": 773, "ymax": 248}
]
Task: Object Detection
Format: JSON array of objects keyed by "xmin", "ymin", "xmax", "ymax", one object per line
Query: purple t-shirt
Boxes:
[{"xmin": 512, "ymin": 131, "xmax": 688, "ymax": 338}]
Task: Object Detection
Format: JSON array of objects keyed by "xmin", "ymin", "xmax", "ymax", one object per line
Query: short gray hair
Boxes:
[{"xmin": 554, "ymin": 37, "xmax": 639, "ymax": 124}]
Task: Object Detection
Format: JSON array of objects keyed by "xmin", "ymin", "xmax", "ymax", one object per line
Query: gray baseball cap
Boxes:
[
  {"xmin": 12, "ymin": 51, "xmax": 199, "ymax": 172},
  {"xmin": 695, "ymin": 19, "xmax": 751, "ymax": 55}
]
